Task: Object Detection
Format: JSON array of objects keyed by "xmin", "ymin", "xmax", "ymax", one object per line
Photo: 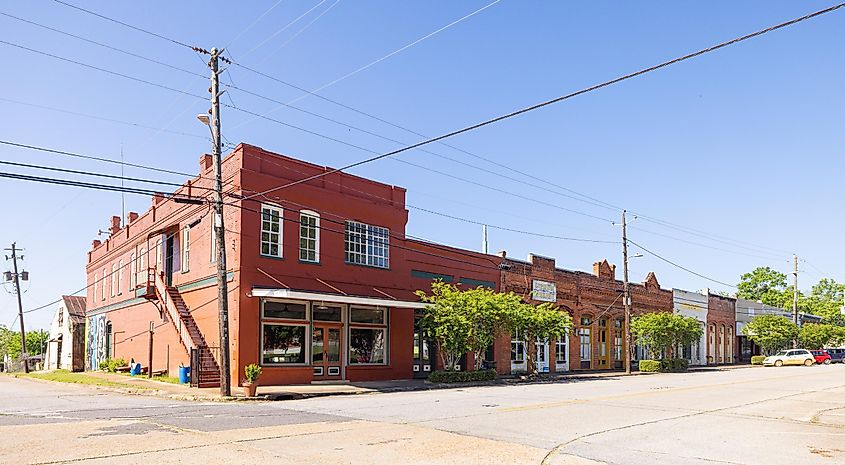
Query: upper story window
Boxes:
[
  {"xmin": 58, "ymin": 308, "xmax": 64, "ymax": 328},
  {"xmin": 117, "ymin": 260, "xmax": 123, "ymax": 295},
  {"xmin": 129, "ymin": 253, "xmax": 136, "ymax": 290},
  {"xmin": 137, "ymin": 247, "xmax": 147, "ymax": 286},
  {"xmin": 101, "ymin": 267, "xmax": 107, "ymax": 301},
  {"xmin": 261, "ymin": 204, "xmax": 282, "ymax": 258},
  {"xmin": 93, "ymin": 274, "xmax": 98, "ymax": 304},
  {"xmin": 299, "ymin": 211, "xmax": 319, "ymax": 263},
  {"xmin": 110, "ymin": 263, "xmax": 117, "ymax": 297},
  {"xmin": 182, "ymin": 225, "xmax": 190, "ymax": 273},
  {"xmin": 344, "ymin": 221, "xmax": 389, "ymax": 268}
]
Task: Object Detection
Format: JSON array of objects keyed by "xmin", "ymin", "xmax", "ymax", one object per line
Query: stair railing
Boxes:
[{"xmin": 151, "ymin": 268, "xmax": 195, "ymax": 352}]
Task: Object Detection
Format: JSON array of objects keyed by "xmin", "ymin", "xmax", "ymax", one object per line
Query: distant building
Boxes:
[
  {"xmin": 45, "ymin": 296, "xmax": 87, "ymax": 371},
  {"xmin": 672, "ymin": 289, "xmax": 707, "ymax": 366},
  {"xmin": 707, "ymin": 293, "xmax": 736, "ymax": 365}
]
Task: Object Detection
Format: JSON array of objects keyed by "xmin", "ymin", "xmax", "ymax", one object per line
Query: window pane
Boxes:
[
  {"xmin": 312, "ymin": 305, "xmax": 342, "ymax": 322},
  {"xmin": 262, "ymin": 324, "xmax": 306, "ymax": 364},
  {"xmin": 263, "ymin": 301, "xmax": 307, "ymax": 320},
  {"xmin": 349, "ymin": 328, "xmax": 385, "ymax": 364},
  {"xmin": 350, "ymin": 307, "xmax": 385, "ymax": 324}
]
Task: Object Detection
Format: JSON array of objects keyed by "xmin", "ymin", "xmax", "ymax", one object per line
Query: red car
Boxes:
[{"xmin": 810, "ymin": 350, "xmax": 832, "ymax": 364}]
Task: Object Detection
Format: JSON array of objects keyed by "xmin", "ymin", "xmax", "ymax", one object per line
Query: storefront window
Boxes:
[
  {"xmin": 313, "ymin": 305, "xmax": 342, "ymax": 322},
  {"xmin": 555, "ymin": 339, "xmax": 566, "ymax": 364},
  {"xmin": 511, "ymin": 331, "xmax": 525, "ymax": 363},
  {"xmin": 263, "ymin": 301, "xmax": 307, "ymax": 320},
  {"xmin": 350, "ymin": 307, "xmax": 385, "ymax": 324},
  {"xmin": 349, "ymin": 328, "xmax": 385, "ymax": 364},
  {"xmin": 262, "ymin": 324, "xmax": 306, "ymax": 364}
]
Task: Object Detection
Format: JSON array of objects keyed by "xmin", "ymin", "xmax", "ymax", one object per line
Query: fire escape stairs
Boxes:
[{"xmin": 146, "ymin": 270, "xmax": 221, "ymax": 388}]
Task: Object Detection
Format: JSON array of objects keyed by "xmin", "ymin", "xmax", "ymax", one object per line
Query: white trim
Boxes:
[
  {"xmin": 299, "ymin": 210, "xmax": 320, "ymax": 263},
  {"xmin": 251, "ymin": 288, "xmax": 426, "ymax": 309},
  {"xmin": 260, "ymin": 203, "xmax": 283, "ymax": 258}
]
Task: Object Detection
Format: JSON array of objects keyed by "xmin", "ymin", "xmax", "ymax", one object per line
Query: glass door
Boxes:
[
  {"xmin": 536, "ymin": 338, "xmax": 549, "ymax": 373},
  {"xmin": 312, "ymin": 325, "xmax": 342, "ymax": 379},
  {"xmin": 413, "ymin": 318, "xmax": 434, "ymax": 378},
  {"xmin": 597, "ymin": 318, "xmax": 609, "ymax": 368}
]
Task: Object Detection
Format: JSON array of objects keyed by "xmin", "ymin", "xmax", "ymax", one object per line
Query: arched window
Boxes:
[
  {"xmin": 718, "ymin": 325, "xmax": 726, "ymax": 364},
  {"xmin": 727, "ymin": 326, "xmax": 734, "ymax": 364}
]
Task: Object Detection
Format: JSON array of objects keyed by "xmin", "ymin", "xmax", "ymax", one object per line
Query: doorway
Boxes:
[
  {"xmin": 413, "ymin": 316, "xmax": 434, "ymax": 378},
  {"xmin": 164, "ymin": 235, "xmax": 175, "ymax": 286},
  {"xmin": 312, "ymin": 324, "xmax": 342, "ymax": 380},
  {"xmin": 597, "ymin": 318, "xmax": 609, "ymax": 369},
  {"xmin": 536, "ymin": 338, "xmax": 549, "ymax": 373}
]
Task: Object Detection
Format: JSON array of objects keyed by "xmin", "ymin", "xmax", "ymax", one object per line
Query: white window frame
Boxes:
[
  {"xmin": 182, "ymin": 225, "xmax": 190, "ymax": 273},
  {"xmin": 117, "ymin": 260, "xmax": 123, "ymax": 295},
  {"xmin": 92, "ymin": 274, "xmax": 98, "ymax": 305},
  {"xmin": 299, "ymin": 210, "xmax": 320, "ymax": 263},
  {"xmin": 260, "ymin": 299, "xmax": 309, "ymax": 366},
  {"xmin": 101, "ymin": 267, "xmax": 107, "ymax": 301},
  {"xmin": 348, "ymin": 306, "xmax": 388, "ymax": 365},
  {"xmin": 129, "ymin": 253, "xmax": 136, "ymax": 290},
  {"xmin": 110, "ymin": 264, "xmax": 117, "ymax": 297},
  {"xmin": 260, "ymin": 204, "xmax": 283, "ymax": 258},
  {"xmin": 344, "ymin": 221, "xmax": 389, "ymax": 268},
  {"xmin": 137, "ymin": 247, "xmax": 147, "ymax": 287}
]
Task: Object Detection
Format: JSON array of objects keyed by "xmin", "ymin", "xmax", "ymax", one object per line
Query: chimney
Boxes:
[
  {"xmin": 127, "ymin": 211, "xmax": 139, "ymax": 224},
  {"xmin": 200, "ymin": 153, "xmax": 213, "ymax": 171},
  {"xmin": 152, "ymin": 192, "xmax": 165, "ymax": 206},
  {"xmin": 92, "ymin": 239, "xmax": 101, "ymax": 249},
  {"xmin": 593, "ymin": 260, "xmax": 616, "ymax": 280},
  {"xmin": 109, "ymin": 216, "xmax": 121, "ymax": 235}
]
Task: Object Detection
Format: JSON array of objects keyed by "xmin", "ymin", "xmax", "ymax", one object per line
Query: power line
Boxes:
[
  {"xmin": 0, "ymin": 139, "xmax": 212, "ymax": 181},
  {"xmin": 255, "ymin": 0, "xmax": 342, "ymax": 64},
  {"xmin": 231, "ymin": 0, "xmax": 502, "ymax": 130},
  {"xmin": 0, "ymin": 171, "xmax": 206, "ymax": 201},
  {"xmin": 242, "ymin": 0, "xmax": 331, "ymax": 57},
  {"xmin": 222, "ymin": 0, "xmax": 288, "ymax": 52},
  {"xmin": 0, "ymin": 97, "xmax": 207, "ymax": 140},
  {"xmin": 0, "ymin": 160, "xmax": 213, "ymax": 191},
  {"xmin": 629, "ymin": 225, "xmax": 789, "ymax": 262},
  {"xmin": 51, "ymin": 0, "xmax": 195, "ymax": 49},
  {"xmin": 239, "ymin": 2, "xmax": 845, "ymax": 201},
  {"xmin": 0, "ymin": 11, "xmax": 206, "ymax": 79},
  {"xmin": 628, "ymin": 239, "xmax": 737, "ymax": 289}
]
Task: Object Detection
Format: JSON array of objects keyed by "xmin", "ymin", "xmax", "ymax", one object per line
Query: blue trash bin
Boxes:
[
  {"xmin": 130, "ymin": 363, "xmax": 142, "ymax": 376},
  {"xmin": 178, "ymin": 366, "xmax": 191, "ymax": 384}
]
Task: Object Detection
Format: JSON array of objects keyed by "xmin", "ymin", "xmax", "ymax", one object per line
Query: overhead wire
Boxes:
[
  {"xmin": 241, "ymin": 0, "xmax": 331, "ymax": 57},
  {"xmin": 255, "ymin": 0, "xmax": 342, "ymax": 64},
  {"xmin": 628, "ymin": 239, "xmax": 737, "ymax": 289},
  {"xmin": 239, "ymin": 2, "xmax": 845, "ymax": 201}
]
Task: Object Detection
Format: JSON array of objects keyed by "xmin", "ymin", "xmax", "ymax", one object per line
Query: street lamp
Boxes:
[{"xmin": 196, "ymin": 114, "xmax": 210, "ymax": 126}]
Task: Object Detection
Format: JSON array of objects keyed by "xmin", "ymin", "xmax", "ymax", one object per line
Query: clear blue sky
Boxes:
[{"xmin": 1, "ymin": 1, "xmax": 843, "ymax": 330}]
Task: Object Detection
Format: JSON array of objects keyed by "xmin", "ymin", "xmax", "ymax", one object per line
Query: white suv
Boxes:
[{"xmin": 762, "ymin": 349, "xmax": 814, "ymax": 367}]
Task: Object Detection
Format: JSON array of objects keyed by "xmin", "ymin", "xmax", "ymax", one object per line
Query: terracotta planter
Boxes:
[{"xmin": 243, "ymin": 382, "xmax": 257, "ymax": 397}]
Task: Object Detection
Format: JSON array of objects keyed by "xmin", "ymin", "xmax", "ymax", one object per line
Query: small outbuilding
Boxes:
[{"xmin": 44, "ymin": 296, "xmax": 87, "ymax": 371}]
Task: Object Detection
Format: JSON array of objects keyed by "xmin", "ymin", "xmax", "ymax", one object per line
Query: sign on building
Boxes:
[{"xmin": 532, "ymin": 279, "xmax": 557, "ymax": 302}]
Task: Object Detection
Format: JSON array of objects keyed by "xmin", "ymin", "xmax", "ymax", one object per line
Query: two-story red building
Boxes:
[{"xmin": 85, "ymin": 144, "xmax": 501, "ymax": 387}]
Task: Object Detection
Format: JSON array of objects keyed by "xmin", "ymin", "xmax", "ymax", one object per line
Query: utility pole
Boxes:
[
  {"xmin": 622, "ymin": 211, "xmax": 632, "ymax": 375},
  {"xmin": 482, "ymin": 224, "xmax": 488, "ymax": 254},
  {"xmin": 6, "ymin": 243, "xmax": 28, "ymax": 373},
  {"xmin": 148, "ymin": 321, "xmax": 154, "ymax": 379},
  {"xmin": 208, "ymin": 47, "xmax": 231, "ymax": 396},
  {"xmin": 792, "ymin": 254, "xmax": 799, "ymax": 326}
]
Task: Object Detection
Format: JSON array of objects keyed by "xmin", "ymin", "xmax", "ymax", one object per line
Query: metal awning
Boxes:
[{"xmin": 249, "ymin": 288, "xmax": 428, "ymax": 309}]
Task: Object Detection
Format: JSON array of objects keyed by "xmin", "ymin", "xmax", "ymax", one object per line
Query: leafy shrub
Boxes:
[
  {"xmin": 751, "ymin": 355, "xmax": 766, "ymax": 365},
  {"xmin": 427, "ymin": 369, "xmax": 496, "ymax": 384},
  {"xmin": 639, "ymin": 360, "xmax": 661, "ymax": 372},
  {"xmin": 99, "ymin": 360, "xmax": 110, "ymax": 371},
  {"xmin": 107, "ymin": 358, "xmax": 127, "ymax": 373},
  {"xmin": 641, "ymin": 359, "xmax": 688, "ymax": 373},
  {"xmin": 244, "ymin": 363, "xmax": 262, "ymax": 383}
]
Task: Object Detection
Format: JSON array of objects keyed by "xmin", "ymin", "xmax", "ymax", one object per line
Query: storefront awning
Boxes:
[{"xmin": 250, "ymin": 288, "xmax": 428, "ymax": 309}]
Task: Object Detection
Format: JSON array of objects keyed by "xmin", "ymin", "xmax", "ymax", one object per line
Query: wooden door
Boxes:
[{"xmin": 312, "ymin": 325, "xmax": 342, "ymax": 379}]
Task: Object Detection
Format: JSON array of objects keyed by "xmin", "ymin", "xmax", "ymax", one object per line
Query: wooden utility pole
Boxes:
[
  {"xmin": 6, "ymin": 243, "xmax": 28, "ymax": 373},
  {"xmin": 622, "ymin": 211, "xmax": 632, "ymax": 375},
  {"xmin": 792, "ymin": 254, "xmax": 799, "ymax": 326},
  {"xmin": 208, "ymin": 47, "xmax": 231, "ymax": 396},
  {"xmin": 148, "ymin": 321, "xmax": 154, "ymax": 378}
]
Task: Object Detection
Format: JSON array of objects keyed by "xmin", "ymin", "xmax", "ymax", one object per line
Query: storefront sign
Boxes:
[{"xmin": 532, "ymin": 279, "xmax": 557, "ymax": 302}]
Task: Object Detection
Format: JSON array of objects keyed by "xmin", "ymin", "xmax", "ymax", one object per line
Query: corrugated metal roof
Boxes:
[{"xmin": 62, "ymin": 295, "xmax": 86, "ymax": 323}]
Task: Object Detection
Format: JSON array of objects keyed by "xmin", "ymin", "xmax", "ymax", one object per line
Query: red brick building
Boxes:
[
  {"xmin": 498, "ymin": 253, "xmax": 673, "ymax": 374},
  {"xmin": 85, "ymin": 144, "xmax": 500, "ymax": 387},
  {"xmin": 707, "ymin": 293, "xmax": 736, "ymax": 365}
]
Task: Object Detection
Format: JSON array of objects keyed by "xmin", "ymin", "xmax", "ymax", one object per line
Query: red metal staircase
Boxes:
[{"xmin": 143, "ymin": 268, "xmax": 221, "ymax": 388}]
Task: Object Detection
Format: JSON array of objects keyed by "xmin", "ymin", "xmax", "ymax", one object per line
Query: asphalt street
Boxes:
[{"xmin": 2, "ymin": 365, "xmax": 845, "ymax": 464}]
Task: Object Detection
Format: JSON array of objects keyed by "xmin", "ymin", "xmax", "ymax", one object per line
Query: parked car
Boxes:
[
  {"xmin": 762, "ymin": 349, "xmax": 815, "ymax": 367},
  {"xmin": 825, "ymin": 348, "xmax": 845, "ymax": 363},
  {"xmin": 810, "ymin": 350, "xmax": 832, "ymax": 365}
]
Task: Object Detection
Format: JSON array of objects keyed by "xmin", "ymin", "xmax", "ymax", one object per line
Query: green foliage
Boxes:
[
  {"xmin": 742, "ymin": 314, "xmax": 798, "ymax": 355},
  {"xmin": 640, "ymin": 359, "xmax": 687, "ymax": 373},
  {"xmin": 244, "ymin": 363, "xmax": 262, "ymax": 383},
  {"xmin": 427, "ymin": 369, "xmax": 496, "ymax": 384},
  {"xmin": 798, "ymin": 324, "xmax": 845, "ymax": 350},
  {"xmin": 638, "ymin": 360, "xmax": 661, "ymax": 372},
  {"xmin": 803, "ymin": 279, "xmax": 845, "ymax": 322},
  {"xmin": 0, "ymin": 327, "xmax": 50, "ymax": 361},
  {"xmin": 99, "ymin": 360, "xmax": 110, "ymax": 371},
  {"xmin": 630, "ymin": 313, "xmax": 703, "ymax": 359},
  {"xmin": 108, "ymin": 358, "xmax": 128, "ymax": 372},
  {"xmin": 737, "ymin": 267, "xmax": 791, "ymax": 307},
  {"xmin": 751, "ymin": 355, "xmax": 766, "ymax": 365},
  {"xmin": 417, "ymin": 281, "xmax": 571, "ymax": 373}
]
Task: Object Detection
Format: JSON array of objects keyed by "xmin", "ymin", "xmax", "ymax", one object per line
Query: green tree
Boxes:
[
  {"xmin": 630, "ymin": 313, "xmax": 702, "ymax": 359},
  {"xmin": 803, "ymin": 278, "xmax": 845, "ymax": 322},
  {"xmin": 736, "ymin": 267, "xmax": 791, "ymax": 307},
  {"xmin": 741, "ymin": 314, "xmax": 798, "ymax": 355},
  {"xmin": 798, "ymin": 323, "xmax": 845, "ymax": 350},
  {"xmin": 417, "ymin": 281, "xmax": 473, "ymax": 371},
  {"xmin": 510, "ymin": 301, "xmax": 571, "ymax": 374}
]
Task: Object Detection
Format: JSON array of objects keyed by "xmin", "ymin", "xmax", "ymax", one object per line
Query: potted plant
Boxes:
[{"xmin": 243, "ymin": 363, "xmax": 262, "ymax": 397}]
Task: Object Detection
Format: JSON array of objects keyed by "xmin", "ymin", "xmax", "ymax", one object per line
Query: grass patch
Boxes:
[
  {"xmin": 15, "ymin": 370, "xmax": 146, "ymax": 389},
  {"xmin": 152, "ymin": 375, "xmax": 180, "ymax": 385}
]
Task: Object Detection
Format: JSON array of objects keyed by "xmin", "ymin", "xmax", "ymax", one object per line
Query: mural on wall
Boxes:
[{"xmin": 86, "ymin": 314, "xmax": 108, "ymax": 370}]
